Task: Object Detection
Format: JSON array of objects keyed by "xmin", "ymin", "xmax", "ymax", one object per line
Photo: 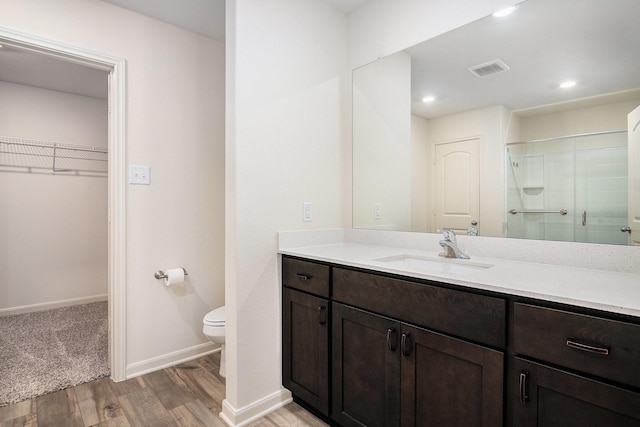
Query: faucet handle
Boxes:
[{"xmin": 439, "ymin": 228, "xmax": 457, "ymax": 242}]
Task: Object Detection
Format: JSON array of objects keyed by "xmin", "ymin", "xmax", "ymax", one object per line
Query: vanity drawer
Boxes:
[
  {"xmin": 333, "ymin": 267, "xmax": 505, "ymax": 349},
  {"xmin": 514, "ymin": 303, "xmax": 640, "ymax": 388},
  {"xmin": 282, "ymin": 257, "xmax": 330, "ymax": 298}
]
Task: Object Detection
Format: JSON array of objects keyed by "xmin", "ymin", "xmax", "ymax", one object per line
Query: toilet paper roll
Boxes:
[{"xmin": 164, "ymin": 268, "xmax": 185, "ymax": 287}]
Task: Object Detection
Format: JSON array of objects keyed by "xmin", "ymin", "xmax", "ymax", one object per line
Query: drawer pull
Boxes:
[
  {"xmin": 566, "ymin": 338, "xmax": 610, "ymax": 356},
  {"xmin": 401, "ymin": 333, "xmax": 411, "ymax": 357},
  {"xmin": 519, "ymin": 370, "xmax": 529, "ymax": 404},
  {"xmin": 295, "ymin": 273, "xmax": 311, "ymax": 281},
  {"xmin": 317, "ymin": 305, "xmax": 327, "ymax": 325},
  {"xmin": 387, "ymin": 328, "xmax": 397, "ymax": 352}
]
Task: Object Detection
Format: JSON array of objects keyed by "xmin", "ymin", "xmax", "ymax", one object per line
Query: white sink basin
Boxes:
[{"xmin": 373, "ymin": 254, "xmax": 494, "ymax": 275}]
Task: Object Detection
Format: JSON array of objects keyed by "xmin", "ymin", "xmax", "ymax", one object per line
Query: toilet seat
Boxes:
[{"xmin": 204, "ymin": 306, "xmax": 225, "ymax": 326}]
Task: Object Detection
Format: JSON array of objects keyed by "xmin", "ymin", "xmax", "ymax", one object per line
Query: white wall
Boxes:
[
  {"xmin": 0, "ymin": 81, "xmax": 107, "ymax": 312},
  {"xmin": 353, "ymin": 51, "xmax": 411, "ymax": 230},
  {"xmin": 0, "ymin": 0, "xmax": 225, "ymax": 376},
  {"xmin": 225, "ymin": 0, "xmax": 346, "ymax": 423},
  {"xmin": 518, "ymin": 98, "xmax": 640, "ymax": 141},
  {"xmin": 411, "ymin": 115, "xmax": 430, "ymax": 232}
]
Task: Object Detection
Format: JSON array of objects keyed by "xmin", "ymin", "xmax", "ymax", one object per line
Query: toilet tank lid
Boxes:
[{"xmin": 204, "ymin": 306, "xmax": 225, "ymax": 324}]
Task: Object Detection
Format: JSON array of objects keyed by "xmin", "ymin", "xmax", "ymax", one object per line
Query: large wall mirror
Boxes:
[{"xmin": 353, "ymin": 0, "xmax": 640, "ymax": 246}]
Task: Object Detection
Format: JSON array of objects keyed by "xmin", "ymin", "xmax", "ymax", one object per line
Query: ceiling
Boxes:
[
  {"xmin": 102, "ymin": 0, "xmax": 226, "ymax": 41},
  {"xmin": 405, "ymin": 0, "xmax": 640, "ymax": 119},
  {"xmin": 0, "ymin": 0, "xmax": 369, "ymax": 100},
  {"xmin": 0, "ymin": 44, "xmax": 109, "ymax": 100},
  {"xmin": 101, "ymin": 0, "xmax": 369, "ymax": 40},
  {"xmin": 2, "ymin": 0, "xmax": 638, "ymax": 116}
]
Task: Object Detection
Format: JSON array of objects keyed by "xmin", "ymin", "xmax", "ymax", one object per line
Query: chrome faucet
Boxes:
[{"xmin": 439, "ymin": 229, "xmax": 470, "ymax": 259}]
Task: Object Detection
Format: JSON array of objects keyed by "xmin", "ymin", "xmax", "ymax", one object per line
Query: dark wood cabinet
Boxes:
[
  {"xmin": 332, "ymin": 302, "xmax": 503, "ymax": 427},
  {"xmin": 513, "ymin": 303, "xmax": 640, "ymax": 389},
  {"xmin": 281, "ymin": 255, "xmax": 640, "ymax": 427},
  {"xmin": 401, "ymin": 324, "xmax": 503, "ymax": 427},
  {"xmin": 511, "ymin": 303, "xmax": 640, "ymax": 426},
  {"xmin": 513, "ymin": 358, "xmax": 640, "ymax": 426},
  {"xmin": 282, "ymin": 257, "xmax": 331, "ymax": 417},
  {"xmin": 333, "ymin": 267, "xmax": 506, "ymax": 349},
  {"xmin": 332, "ymin": 303, "xmax": 401, "ymax": 427},
  {"xmin": 282, "ymin": 288, "xmax": 330, "ymax": 416}
]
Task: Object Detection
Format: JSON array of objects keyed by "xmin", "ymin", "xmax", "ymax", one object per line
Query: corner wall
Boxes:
[{"xmin": 225, "ymin": 0, "xmax": 346, "ymax": 423}]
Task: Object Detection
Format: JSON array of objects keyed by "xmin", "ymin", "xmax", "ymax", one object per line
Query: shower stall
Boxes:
[{"xmin": 506, "ymin": 131, "xmax": 628, "ymax": 244}]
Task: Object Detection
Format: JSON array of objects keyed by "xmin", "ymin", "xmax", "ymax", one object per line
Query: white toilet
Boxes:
[{"xmin": 202, "ymin": 305, "xmax": 226, "ymax": 378}]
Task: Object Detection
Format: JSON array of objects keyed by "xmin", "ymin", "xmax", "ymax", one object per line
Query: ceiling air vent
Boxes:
[{"xmin": 468, "ymin": 59, "xmax": 510, "ymax": 78}]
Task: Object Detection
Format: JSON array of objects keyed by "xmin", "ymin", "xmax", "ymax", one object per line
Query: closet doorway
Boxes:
[{"xmin": 0, "ymin": 28, "xmax": 126, "ymax": 382}]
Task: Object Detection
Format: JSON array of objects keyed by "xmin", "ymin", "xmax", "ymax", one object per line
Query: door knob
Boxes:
[
  {"xmin": 621, "ymin": 226, "xmax": 632, "ymax": 234},
  {"xmin": 471, "ymin": 220, "xmax": 478, "ymax": 226}
]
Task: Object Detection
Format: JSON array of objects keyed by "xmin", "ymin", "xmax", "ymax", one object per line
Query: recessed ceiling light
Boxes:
[
  {"xmin": 422, "ymin": 95, "xmax": 436, "ymax": 103},
  {"xmin": 493, "ymin": 5, "xmax": 519, "ymax": 18},
  {"xmin": 559, "ymin": 80, "xmax": 577, "ymax": 89}
]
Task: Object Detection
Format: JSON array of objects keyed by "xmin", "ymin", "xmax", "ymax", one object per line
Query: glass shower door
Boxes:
[
  {"xmin": 574, "ymin": 132, "xmax": 628, "ymax": 244},
  {"xmin": 506, "ymin": 131, "xmax": 628, "ymax": 244}
]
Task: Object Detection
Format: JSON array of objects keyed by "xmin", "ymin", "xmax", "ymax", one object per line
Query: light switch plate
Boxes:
[
  {"xmin": 303, "ymin": 202, "xmax": 312, "ymax": 222},
  {"xmin": 129, "ymin": 164, "xmax": 150, "ymax": 185}
]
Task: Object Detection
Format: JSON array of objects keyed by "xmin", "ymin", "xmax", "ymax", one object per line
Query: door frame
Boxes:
[{"xmin": 0, "ymin": 27, "xmax": 127, "ymax": 380}]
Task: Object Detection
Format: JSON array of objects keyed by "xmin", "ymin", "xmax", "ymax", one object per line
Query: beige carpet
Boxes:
[{"xmin": 0, "ymin": 301, "xmax": 109, "ymax": 406}]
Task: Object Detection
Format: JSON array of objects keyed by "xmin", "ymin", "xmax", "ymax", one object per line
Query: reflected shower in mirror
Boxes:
[
  {"xmin": 506, "ymin": 131, "xmax": 627, "ymax": 244},
  {"xmin": 352, "ymin": 0, "xmax": 640, "ymax": 245}
]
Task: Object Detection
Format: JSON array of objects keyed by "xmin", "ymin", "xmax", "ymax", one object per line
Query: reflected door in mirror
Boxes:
[{"xmin": 434, "ymin": 138, "xmax": 480, "ymax": 234}]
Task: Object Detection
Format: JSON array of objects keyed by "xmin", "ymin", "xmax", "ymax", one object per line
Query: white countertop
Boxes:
[{"xmin": 280, "ymin": 243, "xmax": 640, "ymax": 318}]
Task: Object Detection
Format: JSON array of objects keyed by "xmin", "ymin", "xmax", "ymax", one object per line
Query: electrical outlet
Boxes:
[
  {"xmin": 303, "ymin": 202, "xmax": 312, "ymax": 222},
  {"xmin": 129, "ymin": 164, "xmax": 150, "ymax": 185},
  {"xmin": 374, "ymin": 203, "xmax": 381, "ymax": 220}
]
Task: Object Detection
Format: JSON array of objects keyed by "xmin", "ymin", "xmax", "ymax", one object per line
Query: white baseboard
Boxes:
[
  {"xmin": 0, "ymin": 294, "xmax": 108, "ymax": 316},
  {"xmin": 125, "ymin": 342, "xmax": 220, "ymax": 379},
  {"xmin": 220, "ymin": 388, "xmax": 293, "ymax": 427}
]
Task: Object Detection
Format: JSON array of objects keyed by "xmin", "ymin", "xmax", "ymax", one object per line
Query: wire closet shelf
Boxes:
[{"xmin": 0, "ymin": 136, "xmax": 108, "ymax": 176}]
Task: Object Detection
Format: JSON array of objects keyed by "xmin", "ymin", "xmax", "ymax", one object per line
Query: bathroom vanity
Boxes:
[{"xmin": 280, "ymin": 244, "xmax": 640, "ymax": 426}]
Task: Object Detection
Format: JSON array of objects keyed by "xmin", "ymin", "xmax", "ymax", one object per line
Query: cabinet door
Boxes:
[
  {"xmin": 283, "ymin": 288, "xmax": 329, "ymax": 415},
  {"xmin": 332, "ymin": 303, "xmax": 401, "ymax": 427},
  {"xmin": 401, "ymin": 325, "xmax": 503, "ymax": 427},
  {"xmin": 514, "ymin": 357, "xmax": 640, "ymax": 427}
]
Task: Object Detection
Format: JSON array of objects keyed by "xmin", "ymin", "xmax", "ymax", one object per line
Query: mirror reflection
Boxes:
[{"xmin": 352, "ymin": 0, "xmax": 640, "ymax": 245}]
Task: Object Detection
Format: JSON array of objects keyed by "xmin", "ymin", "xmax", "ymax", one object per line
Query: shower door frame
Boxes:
[{"xmin": 0, "ymin": 27, "xmax": 127, "ymax": 381}]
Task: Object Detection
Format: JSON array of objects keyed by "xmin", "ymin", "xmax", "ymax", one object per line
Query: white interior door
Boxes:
[
  {"xmin": 434, "ymin": 138, "xmax": 480, "ymax": 234},
  {"xmin": 628, "ymin": 105, "xmax": 640, "ymax": 245}
]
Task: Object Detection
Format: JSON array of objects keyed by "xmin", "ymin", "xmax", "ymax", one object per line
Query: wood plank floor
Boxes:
[{"xmin": 0, "ymin": 352, "xmax": 327, "ymax": 427}]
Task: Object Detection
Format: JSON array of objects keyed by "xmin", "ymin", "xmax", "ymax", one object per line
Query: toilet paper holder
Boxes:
[{"xmin": 154, "ymin": 268, "xmax": 188, "ymax": 280}]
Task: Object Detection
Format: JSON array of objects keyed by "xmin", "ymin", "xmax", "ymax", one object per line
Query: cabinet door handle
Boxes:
[
  {"xmin": 386, "ymin": 328, "xmax": 397, "ymax": 351},
  {"xmin": 317, "ymin": 306, "xmax": 327, "ymax": 325},
  {"xmin": 295, "ymin": 273, "xmax": 311, "ymax": 281},
  {"xmin": 519, "ymin": 370, "xmax": 529, "ymax": 404},
  {"xmin": 401, "ymin": 333, "xmax": 411, "ymax": 357},
  {"xmin": 566, "ymin": 338, "xmax": 609, "ymax": 356}
]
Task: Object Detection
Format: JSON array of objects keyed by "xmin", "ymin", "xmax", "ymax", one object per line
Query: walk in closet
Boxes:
[
  {"xmin": 0, "ymin": 56, "xmax": 110, "ymax": 404},
  {"xmin": 0, "ymin": 76, "xmax": 108, "ymax": 314}
]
